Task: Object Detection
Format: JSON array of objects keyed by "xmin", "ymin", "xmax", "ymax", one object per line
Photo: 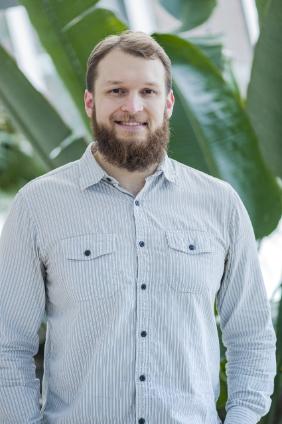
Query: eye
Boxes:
[
  {"xmin": 143, "ymin": 89, "xmax": 156, "ymax": 95},
  {"xmin": 109, "ymin": 88, "xmax": 125, "ymax": 95}
]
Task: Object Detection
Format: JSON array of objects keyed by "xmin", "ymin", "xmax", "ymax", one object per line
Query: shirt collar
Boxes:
[{"xmin": 79, "ymin": 141, "xmax": 177, "ymax": 191}]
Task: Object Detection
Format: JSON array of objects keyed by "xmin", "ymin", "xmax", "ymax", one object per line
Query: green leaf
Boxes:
[
  {"xmin": 153, "ymin": 33, "xmax": 282, "ymax": 238},
  {"xmin": 181, "ymin": 34, "xmax": 225, "ymax": 71},
  {"xmin": 159, "ymin": 0, "xmax": 217, "ymax": 32},
  {"xmin": 0, "ymin": 44, "xmax": 87, "ymax": 171},
  {"xmin": 255, "ymin": 0, "xmax": 272, "ymax": 25},
  {"xmin": 246, "ymin": 0, "xmax": 282, "ymax": 179},
  {"xmin": 216, "ymin": 358, "xmax": 228, "ymax": 415},
  {"xmin": 170, "ymin": 36, "xmax": 242, "ymax": 167},
  {"xmin": 0, "ymin": 137, "xmax": 46, "ymax": 192},
  {"xmin": 19, "ymin": 0, "xmax": 127, "ymax": 128},
  {"xmin": 169, "ymin": 84, "xmax": 210, "ymax": 174},
  {"xmin": 181, "ymin": 34, "xmax": 242, "ymax": 100}
]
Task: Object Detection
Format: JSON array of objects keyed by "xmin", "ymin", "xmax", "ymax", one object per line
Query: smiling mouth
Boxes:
[
  {"xmin": 113, "ymin": 121, "xmax": 148, "ymax": 133},
  {"xmin": 114, "ymin": 121, "xmax": 148, "ymax": 127}
]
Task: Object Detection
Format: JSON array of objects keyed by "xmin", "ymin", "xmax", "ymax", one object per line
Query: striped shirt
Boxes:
[{"xmin": 0, "ymin": 141, "xmax": 276, "ymax": 424}]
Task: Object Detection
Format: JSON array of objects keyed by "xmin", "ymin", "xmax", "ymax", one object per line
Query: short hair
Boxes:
[{"xmin": 86, "ymin": 30, "xmax": 172, "ymax": 94}]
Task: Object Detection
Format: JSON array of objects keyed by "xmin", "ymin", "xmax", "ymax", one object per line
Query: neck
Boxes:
[{"xmin": 92, "ymin": 144, "xmax": 160, "ymax": 184}]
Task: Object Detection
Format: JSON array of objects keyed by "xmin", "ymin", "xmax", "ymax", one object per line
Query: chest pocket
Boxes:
[
  {"xmin": 165, "ymin": 230, "xmax": 223, "ymax": 294},
  {"xmin": 60, "ymin": 233, "xmax": 119, "ymax": 301}
]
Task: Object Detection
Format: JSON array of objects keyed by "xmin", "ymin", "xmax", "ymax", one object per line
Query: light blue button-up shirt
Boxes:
[{"xmin": 0, "ymin": 141, "xmax": 276, "ymax": 424}]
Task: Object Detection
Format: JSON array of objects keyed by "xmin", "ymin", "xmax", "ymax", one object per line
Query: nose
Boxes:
[{"xmin": 120, "ymin": 93, "xmax": 144, "ymax": 114}]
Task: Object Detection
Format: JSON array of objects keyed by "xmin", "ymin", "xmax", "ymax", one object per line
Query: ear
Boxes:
[
  {"xmin": 84, "ymin": 90, "xmax": 94, "ymax": 118},
  {"xmin": 165, "ymin": 89, "xmax": 175, "ymax": 119}
]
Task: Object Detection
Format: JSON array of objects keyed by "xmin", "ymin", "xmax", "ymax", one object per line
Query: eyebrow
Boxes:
[{"xmin": 104, "ymin": 80, "xmax": 160, "ymax": 87}]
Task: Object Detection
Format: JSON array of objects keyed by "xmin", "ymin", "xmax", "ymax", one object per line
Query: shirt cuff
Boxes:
[{"xmin": 224, "ymin": 406, "xmax": 260, "ymax": 424}]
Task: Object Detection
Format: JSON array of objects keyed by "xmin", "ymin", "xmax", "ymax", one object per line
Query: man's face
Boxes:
[{"xmin": 84, "ymin": 48, "xmax": 174, "ymax": 171}]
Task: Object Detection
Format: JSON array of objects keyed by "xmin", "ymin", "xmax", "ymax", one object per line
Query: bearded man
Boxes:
[{"xmin": 0, "ymin": 30, "xmax": 276, "ymax": 424}]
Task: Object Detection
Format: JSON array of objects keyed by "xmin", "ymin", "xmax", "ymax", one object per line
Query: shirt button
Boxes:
[
  {"xmin": 139, "ymin": 375, "xmax": 146, "ymax": 381},
  {"xmin": 188, "ymin": 244, "xmax": 195, "ymax": 250},
  {"xmin": 139, "ymin": 241, "xmax": 145, "ymax": 247},
  {"xmin": 141, "ymin": 284, "xmax": 146, "ymax": 290},
  {"xmin": 84, "ymin": 249, "xmax": 91, "ymax": 256},
  {"xmin": 135, "ymin": 200, "xmax": 140, "ymax": 206},
  {"xmin": 138, "ymin": 419, "xmax": 145, "ymax": 424},
  {"xmin": 141, "ymin": 331, "xmax": 147, "ymax": 337}
]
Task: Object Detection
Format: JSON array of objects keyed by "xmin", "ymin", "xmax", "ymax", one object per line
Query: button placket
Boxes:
[
  {"xmin": 134, "ymin": 201, "xmax": 149, "ymax": 423},
  {"xmin": 137, "ymin": 238, "xmax": 147, "ymax": 388}
]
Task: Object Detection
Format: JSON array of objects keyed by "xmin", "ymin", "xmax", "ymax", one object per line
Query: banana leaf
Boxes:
[
  {"xmin": 246, "ymin": 0, "xmax": 282, "ymax": 179},
  {"xmin": 0, "ymin": 44, "xmax": 87, "ymax": 169},
  {"xmin": 0, "ymin": 136, "xmax": 46, "ymax": 192},
  {"xmin": 159, "ymin": 0, "xmax": 217, "ymax": 32},
  {"xmin": 255, "ymin": 0, "xmax": 272, "ymax": 25},
  {"xmin": 181, "ymin": 34, "xmax": 224, "ymax": 71}
]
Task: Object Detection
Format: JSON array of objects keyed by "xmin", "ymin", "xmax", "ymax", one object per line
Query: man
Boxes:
[{"xmin": 0, "ymin": 30, "xmax": 276, "ymax": 424}]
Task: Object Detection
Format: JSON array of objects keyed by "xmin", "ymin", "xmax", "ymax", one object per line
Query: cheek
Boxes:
[
  {"xmin": 151, "ymin": 110, "xmax": 165, "ymax": 128},
  {"xmin": 149, "ymin": 101, "xmax": 166, "ymax": 122},
  {"xmin": 96, "ymin": 103, "xmax": 113, "ymax": 123},
  {"xmin": 95, "ymin": 101, "xmax": 115, "ymax": 123}
]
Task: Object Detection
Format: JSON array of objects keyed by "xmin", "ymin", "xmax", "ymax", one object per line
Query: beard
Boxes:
[{"xmin": 90, "ymin": 106, "xmax": 170, "ymax": 172}]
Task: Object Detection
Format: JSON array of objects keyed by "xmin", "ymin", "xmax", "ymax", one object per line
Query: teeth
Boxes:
[
  {"xmin": 121, "ymin": 122, "xmax": 141, "ymax": 126},
  {"xmin": 114, "ymin": 121, "xmax": 147, "ymax": 127}
]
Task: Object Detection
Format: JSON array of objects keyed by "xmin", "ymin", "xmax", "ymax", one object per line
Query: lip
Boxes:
[{"xmin": 114, "ymin": 121, "xmax": 147, "ymax": 132}]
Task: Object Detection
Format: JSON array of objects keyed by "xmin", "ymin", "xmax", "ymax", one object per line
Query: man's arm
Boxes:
[
  {"xmin": 216, "ymin": 186, "xmax": 277, "ymax": 424},
  {"xmin": 0, "ymin": 190, "xmax": 46, "ymax": 422}
]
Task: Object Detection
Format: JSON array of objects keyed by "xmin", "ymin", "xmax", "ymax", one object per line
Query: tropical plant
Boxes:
[{"xmin": 0, "ymin": 43, "xmax": 88, "ymax": 172}]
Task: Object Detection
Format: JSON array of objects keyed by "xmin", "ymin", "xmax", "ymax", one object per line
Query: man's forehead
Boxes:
[{"xmin": 95, "ymin": 49, "xmax": 166, "ymax": 87}]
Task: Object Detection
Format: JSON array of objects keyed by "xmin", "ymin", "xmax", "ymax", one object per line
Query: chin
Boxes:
[{"xmin": 115, "ymin": 131, "xmax": 146, "ymax": 141}]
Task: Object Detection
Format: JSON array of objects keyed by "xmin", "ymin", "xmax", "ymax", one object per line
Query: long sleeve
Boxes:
[
  {"xmin": 216, "ymin": 187, "xmax": 277, "ymax": 424},
  {"xmin": 0, "ymin": 190, "xmax": 46, "ymax": 423}
]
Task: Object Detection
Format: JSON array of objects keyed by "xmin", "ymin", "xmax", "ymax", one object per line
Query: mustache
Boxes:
[{"xmin": 111, "ymin": 115, "xmax": 148, "ymax": 125}]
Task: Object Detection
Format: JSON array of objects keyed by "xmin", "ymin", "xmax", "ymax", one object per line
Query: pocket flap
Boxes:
[
  {"xmin": 165, "ymin": 230, "xmax": 212, "ymax": 254},
  {"xmin": 61, "ymin": 233, "xmax": 117, "ymax": 260}
]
